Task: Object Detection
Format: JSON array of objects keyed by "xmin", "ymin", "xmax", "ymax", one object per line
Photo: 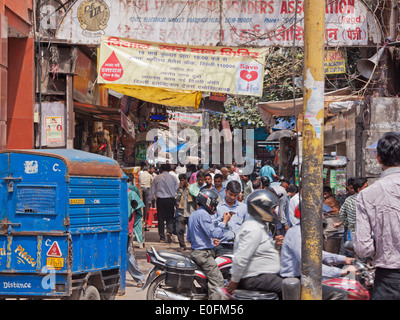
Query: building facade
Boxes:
[{"xmin": 0, "ymin": 0, "xmax": 34, "ymax": 150}]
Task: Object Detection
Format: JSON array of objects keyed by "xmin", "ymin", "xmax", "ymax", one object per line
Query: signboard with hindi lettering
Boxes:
[
  {"xmin": 98, "ymin": 36, "xmax": 266, "ymax": 96},
  {"xmin": 167, "ymin": 111, "xmax": 203, "ymax": 127},
  {"xmin": 324, "ymin": 49, "xmax": 346, "ymax": 74},
  {"xmin": 50, "ymin": 0, "xmax": 380, "ymax": 47}
]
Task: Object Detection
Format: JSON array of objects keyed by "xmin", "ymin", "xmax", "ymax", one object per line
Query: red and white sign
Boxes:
[
  {"xmin": 47, "ymin": 241, "xmax": 62, "ymax": 257},
  {"xmin": 100, "ymin": 51, "xmax": 124, "ymax": 81},
  {"xmin": 167, "ymin": 111, "xmax": 203, "ymax": 127}
]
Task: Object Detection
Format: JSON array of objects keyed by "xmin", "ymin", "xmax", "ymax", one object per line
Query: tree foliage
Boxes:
[
  {"xmin": 209, "ymin": 47, "xmax": 304, "ymax": 129},
  {"xmin": 209, "ymin": 44, "xmax": 363, "ymax": 129},
  {"xmin": 207, "ymin": 1, "xmax": 382, "ymax": 129}
]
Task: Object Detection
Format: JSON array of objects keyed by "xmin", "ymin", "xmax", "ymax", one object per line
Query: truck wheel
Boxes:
[
  {"xmin": 82, "ymin": 286, "xmax": 101, "ymax": 300},
  {"xmin": 100, "ymin": 286, "xmax": 118, "ymax": 300}
]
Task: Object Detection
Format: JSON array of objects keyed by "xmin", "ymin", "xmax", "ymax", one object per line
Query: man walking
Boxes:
[
  {"xmin": 220, "ymin": 167, "xmax": 229, "ymax": 188},
  {"xmin": 259, "ymin": 160, "xmax": 278, "ymax": 183},
  {"xmin": 227, "ymin": 164, "xmax": 241, "ymax": 186},
  {"xmin": 176, "ymin": 174, "xmax": 196, "ymax": 251},
  {"xmin": 241, "ymin": 174, "xmax": 253, "ymax": 201},
  {"xmin": 139, "ymin": 166, "xmax": 153, "ymax": 227},
  {"xmin": 148, "ymin": 163, "xmax": 179, "ymax": 243},
  {"xmin": 355, "ymin": 132, "xmax": 400, "ymax": 300}
]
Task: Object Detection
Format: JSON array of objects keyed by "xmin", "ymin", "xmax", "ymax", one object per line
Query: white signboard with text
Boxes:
[{"xmin": 44, "ymin": 0, "xmax": 380, "ymax": 47}]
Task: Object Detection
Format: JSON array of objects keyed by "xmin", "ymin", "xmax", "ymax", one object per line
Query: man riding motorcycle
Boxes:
[
  {"xmin": 187, "ymin": 189, "xmax": 234, "ymax": 300},
  {"xmin": 280, "ymin": 204, "xmax": 357, "ymax": 300},
  {"xmin": 226, "ymin": 189, "xmax": 284, "ymax": 298}
]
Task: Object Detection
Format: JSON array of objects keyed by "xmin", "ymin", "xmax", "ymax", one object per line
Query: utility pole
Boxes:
[{"xmin": 301, "ymin": 0, "xmax": 325, "ymax": 300}]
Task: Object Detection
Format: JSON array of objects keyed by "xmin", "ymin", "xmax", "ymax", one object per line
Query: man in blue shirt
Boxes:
[
  {"xmin": 187, "ymin": 189, "xmax": 233, "ymax": 300},
  {"xmin": 280, "ymin": 204, "xmax": 356, "ymax": 300},
  {"xmin": 214, "ymin": 180, "xmax": 247, "ymax": 255},
  {"xmin": 259, "ymin": 160, "xmax": 278, "ymax": 183},
  {"xmin": 200, "ymin": 173, "xmax": 214, "ymax": 191}
]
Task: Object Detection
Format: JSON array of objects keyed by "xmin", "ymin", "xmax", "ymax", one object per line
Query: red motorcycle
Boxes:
[
  {"xmin": 323, "ymin": 242, "xmax": 375, "ymax": 300},
  {"xmin": 221, "ymin": 241, "xmax": 375, "ymax": 301}
]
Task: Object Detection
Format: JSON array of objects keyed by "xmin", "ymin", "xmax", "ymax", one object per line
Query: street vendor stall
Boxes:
[{"xmin": 292, "ymin": 154, "xmax": 349, "ymax": 197}]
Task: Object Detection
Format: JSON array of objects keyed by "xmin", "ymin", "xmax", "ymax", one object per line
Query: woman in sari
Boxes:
[{"xmin": 128, "ymin": 183, "xmax": 145, "ymax": 246}]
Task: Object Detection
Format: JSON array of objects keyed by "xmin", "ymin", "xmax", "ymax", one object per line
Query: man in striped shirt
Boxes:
[{"xmin": 335, "ymin": 177, "xmax": 368, "ymax": 240}]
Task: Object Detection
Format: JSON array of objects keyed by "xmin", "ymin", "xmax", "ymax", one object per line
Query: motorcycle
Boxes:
[
  {"xmin": 220, "ymin": 262, "xmax": 374, "ymax": 301},
  {"xmin": 220, "ymin": 241, "xmax": 375, "ymax": 301},
  {"xmin": 323, "ymin": 241, "xmax": 375, "ymax": 300},
  {"xmin": 142, "ymin": 245, "xmax": 234, "ymax": 300}
]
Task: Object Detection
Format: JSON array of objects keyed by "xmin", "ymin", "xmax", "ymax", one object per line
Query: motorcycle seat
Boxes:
[
  {"xmin": 157, "ymin": 250, "xmax": 194, "ymax": 264},
  {"xmin": 233, "ymin": 289, "xmax": 278, "ymax": 300},
  {"xmin": 215, "ymin": 248, "xmax": 234, "ymax": 257}
]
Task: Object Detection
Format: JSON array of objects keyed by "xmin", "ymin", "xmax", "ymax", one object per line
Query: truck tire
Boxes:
[{"xmin": 82, "ymin": 286, "xmax": 101, "ymax": 300}]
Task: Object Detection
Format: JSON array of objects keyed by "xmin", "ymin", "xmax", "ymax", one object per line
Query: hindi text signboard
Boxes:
[
  {"xmin": 324, "ymin": 49, "xmax": 346, "ymax": 74},
  {"xmin": 51, "ymin": 0, "xmax": 380, "ymax": 47},
  {"xmin": 98, "ymin": 36, "xmax": 266, "ymax": 96}
]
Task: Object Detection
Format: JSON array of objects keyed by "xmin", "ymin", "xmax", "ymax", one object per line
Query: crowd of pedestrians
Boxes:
[
  {"xmin": 126, "ymin": 131, "xmax": 400, "ymax": 300},
  {"xmin": 137, "ymin": 162, "xmax": 297, "ymax": 249}
]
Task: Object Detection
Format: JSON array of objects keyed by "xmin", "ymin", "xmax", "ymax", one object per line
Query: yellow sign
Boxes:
[
  {"xmin": 46, "ymin": 257, "xmax": 64, "ymax": 270},
  {"xmin": 324, "ymin": 49, "xmax": 346, "ymax": 74},
  {"xmin": 98, "ymin": 36, "xmax": 266, "ymax": 97},
  {"xmin": 69, "ymin": 199, "xmax": 85, "ymax": 205}
]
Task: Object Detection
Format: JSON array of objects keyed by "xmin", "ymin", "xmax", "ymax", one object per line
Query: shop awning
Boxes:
[
  {"xmin": 102, "ymin": 84, "xmax": 202, "ymax": 109},
  {"xmin": 74, "ymin": 101, "xmax": 121, "ymax": 124},
  {"xmin": 257, "ymin": 87, "xmax": 360, "ymax": 125}
]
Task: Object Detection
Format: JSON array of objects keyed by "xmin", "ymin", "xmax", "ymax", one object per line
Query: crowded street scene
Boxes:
[{"xmin": 0, "ymin": 0, "xmax": 400, "ymax": 308}]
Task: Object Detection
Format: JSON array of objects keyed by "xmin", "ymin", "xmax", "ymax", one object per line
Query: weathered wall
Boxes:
[{"xmin": 363, "ymin": 97, "xmax": 400, "ymax": 177}]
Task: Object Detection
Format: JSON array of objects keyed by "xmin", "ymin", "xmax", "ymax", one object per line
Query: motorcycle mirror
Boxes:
[{"xmin": 344, "ymin": 241, "xmax": 354, "ymax": 252}]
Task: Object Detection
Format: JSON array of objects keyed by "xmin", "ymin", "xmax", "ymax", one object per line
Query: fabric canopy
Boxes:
[
  {"xmin": 74, "ymin": 101, "xmax": 121, "ymax": 124},
  {"xmin": 103, "ymin": 84, "xmax": 202, "ymax": 109},
  {"xmin": 257, "ymin": 87, "xmax": 358, "ymax": 126}
]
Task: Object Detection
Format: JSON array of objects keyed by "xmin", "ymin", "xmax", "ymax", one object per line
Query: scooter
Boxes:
[{"xmin": 142, "ymin": 246, "xmax": 234, "ymax": 300}]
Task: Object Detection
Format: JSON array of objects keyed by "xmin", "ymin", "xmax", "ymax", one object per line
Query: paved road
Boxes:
[{"xmin": 116, "ymin": 226, "xmax": 190, "ymax": 300}]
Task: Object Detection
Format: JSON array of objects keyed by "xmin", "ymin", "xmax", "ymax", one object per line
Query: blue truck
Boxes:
[{"xmin": 0, "ymin": 149, "xmax": 129, "ymax": 299}]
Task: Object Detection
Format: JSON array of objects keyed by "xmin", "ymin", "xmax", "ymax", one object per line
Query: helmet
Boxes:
[
  {"xmin": 196, "ymin": 189, "xmax": 220, "ymax": 215},
  {"xmin": 247, "ymin": 189, "xmax": 280, "ymax": 225},
  {"xmin": 260, "ymin": 176, "xmax": 271, "ymax": 188}
]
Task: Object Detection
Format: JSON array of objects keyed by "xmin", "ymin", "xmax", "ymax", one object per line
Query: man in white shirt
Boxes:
[
  {"xmin": 288, "ymin": 191, "xmax": 300, "ymax": 227},
  {"xmin": 226, "ymin": 189, "xmax": 283, "ymax": 298},
  {"xmin": 169, "ymin": 164, "xmax": 180, "ymax": 183},
  {"xmin": 139, "ymin": 166, "xmax": 153, "ymax": 223},
  {"xmin": 227, "ymin": 164, "xmax": 242, "ymax": 190},
  {"xmin": 148, "ymin": 164, "xmax": 179, "ymax": 243},
  {"xmin": 176, "ymin": 163, "xmax": 187, "ymax": 175}
]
